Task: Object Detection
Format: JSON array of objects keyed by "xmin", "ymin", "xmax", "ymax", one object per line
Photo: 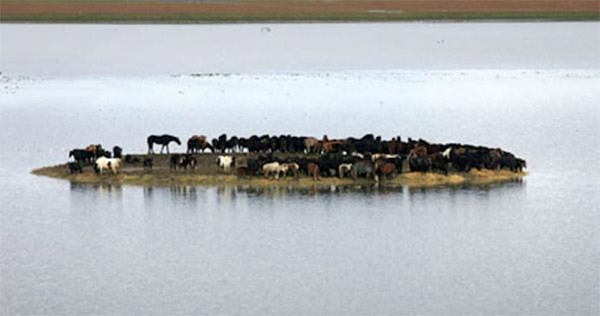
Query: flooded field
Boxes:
[{"xmin": 1, "ymin": 23, "xmax": 599, "ymax": 315}]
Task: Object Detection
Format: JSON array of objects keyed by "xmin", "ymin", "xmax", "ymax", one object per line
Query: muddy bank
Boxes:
[{"xmin": 32, "ymin": 153, "xmax": 526, "ymax": 188}]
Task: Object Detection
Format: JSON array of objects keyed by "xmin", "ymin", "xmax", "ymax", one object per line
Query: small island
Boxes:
[{"xmin": 32, "ymin": 134, "xmax": 527, "ymax": 188}]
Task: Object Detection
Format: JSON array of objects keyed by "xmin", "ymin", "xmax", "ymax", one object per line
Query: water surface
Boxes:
[{"xmin": 1, "ymin": 23, "xmax": 599, "ymax": 315}]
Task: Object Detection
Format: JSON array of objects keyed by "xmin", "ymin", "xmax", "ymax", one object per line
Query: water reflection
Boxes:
[
  {"xmin": 169, "ymin": 185, "xmax": 198, "ymax": 199},
  {"xmin": 406, "ymin": 177, "xmax": 525, "ymax": 196},
  {"xmin": 71, "ymin": 179, "xmax": 524, "ymax": 201},
  {"xmin": 69, "ymin": 181, "xmax": 123, "ymax": 210},
  {"xmin": 70, "ymin": 181, "xmax": 122, "ymax": 195},
  {"xmin": 142, "ymin": 185, "xmax": 201, "ymax": 206},
  {"xmin": 230, "ymin": 183, "xmax": 402, "ymax": 197}
]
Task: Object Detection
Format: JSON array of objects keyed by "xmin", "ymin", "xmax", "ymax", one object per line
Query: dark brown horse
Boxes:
[
  {"xmin": 147, "ymin": 134, "xmax": 181, "ymax": 154},
  {"xmin": 187, "ymin": 135, "xmax": 214, "ymax": 154}
]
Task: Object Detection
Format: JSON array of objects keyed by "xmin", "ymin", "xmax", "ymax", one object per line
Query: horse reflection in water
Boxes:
[
  {"xmin": 231, "ymin": 183, "xmax": 404, "ymax": 198},
  {"xmin": 142, "ymin": 185, "xmax": 199, "ymax": 204},
  {"xmin": 69, "ymin": 182, "xmax": 123, "ymax": 210},
  {"xmin": 216, "ymin": 186, "xmax": 236, "ymax": 203},
  {"xmin": 170, "ymin": 185, "xmax": 198, "ymax": 200},
  {"xmin": 70, "ymin": 181, "xmax": 122, "ymax": 195}
]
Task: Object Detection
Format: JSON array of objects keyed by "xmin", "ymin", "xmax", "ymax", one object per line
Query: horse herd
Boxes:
[
  {"xmin": 66, "ymin": 133, "xmax": 526, "ymax": 181},
  {"xmin": 68, "ymin": 144, "xmax": 125, "ymax": 175}
]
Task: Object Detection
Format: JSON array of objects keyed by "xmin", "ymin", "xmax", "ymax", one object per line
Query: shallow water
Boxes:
[{"xmin": 1, "ymin": 23, "xmax": 599, "ymax": 315}]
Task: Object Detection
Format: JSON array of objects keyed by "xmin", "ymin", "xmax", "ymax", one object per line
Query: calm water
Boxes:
[{"xmin": 1, "ymin": 23, "xmax": 599, "ymax": 315}]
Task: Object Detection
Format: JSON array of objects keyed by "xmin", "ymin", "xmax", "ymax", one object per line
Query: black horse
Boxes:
[
  {"xmin": 67, "ymin": 162, "xmax": 83, "ymax": 174},
  {"xmin": 147, "ymin": 134, "xmax": 181, "ymax": 154},
  {"xmin": 69, "ymin": 149, "xmax": 93, "ymax": 165},
  {"xmin": 113, "ymin": 146, "xmax": 123, "ymax": 158}
]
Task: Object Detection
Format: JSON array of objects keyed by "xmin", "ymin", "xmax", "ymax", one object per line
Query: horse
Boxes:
[
  {"xmin": 113, "ymin": 146, "xmax": 122, "ymax": 158},
  {"xmin": 216, "ymin": 156, "xmax": 236, "ymax": 172},
  {"xmin": 321, "ymin": 140, "xmax": 345, "ymax": 153},
  {"xmin": 515, "ymin": 158, "xmax": 527, "ymax": 172},
  {"xmin": 67, "ymin": 162, "xmax": 83, "ymax": 174},
  {"xmin": 350, "ymin": 160, "xmax": 377, "ymax": 181},
  {"xmin": 143, "ymin": 158, "xmax": 153, "ymax": 171},
  {"xmin": 338, "ymin": 163, "xmax": 352, "ymax": 178},
  {"xmin": 180, "ymin": 155, "xmax": 197, "ymax": 171},
  {"xmin": 69, "ymin": 149, "xmax": 93, "ymax": 165},
  {"xmin": 226, "ymin": 136, "xmax": 240, "ymax": 153},
  {"xmin": 261, "ymin": 162, "xmax": 284, "ymax": 179},
  {"xmin": 428, "ymin": 152, "xmax": 448, "ymax": 174},
  {"xmin": 187, "ymin": 136, "xmax": 214, "ymax": 154},
  {"xmin": 306, "ymin": 162, "xmax": 320, "ymax": 180},
  {"xmin": 170, "ymin": 154, "xmax": 184, "ymax": 171},
  {"xmin": 408, "ymin": 152, "xmax": 429, "ymax": 173},
  {"xmin": 212, "ymin": 134, "xmax": 228, "ymax": 153},
  {"xmin": 304, "ymin": 137, "xmax": 319, "ymax": 154},
  {"xmin": 374, "ymin": 161, "xmax": 396, "ymax": 180},
  {"xmin": 85, "ymin": 144, "xmax": 106, "ymax": 159},
  {"xmin": 282, "ymin": 162, "xmax": 300, "ymax": 178},
  {"xmin": 95, "ymin": 157, "xmax": 121, "ymax": 175},
  {"xmin": 410, "ymin": 146, "xmax": 428, "ymax": 157},
  {"xmin": 147, "ymin": 134, "xmax": 181, "ymax": 154}
]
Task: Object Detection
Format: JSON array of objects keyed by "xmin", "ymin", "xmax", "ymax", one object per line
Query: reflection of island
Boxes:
[
  {"xmin": 70, "ymin": 181, "xmax": 122, "ymax": 195},
  {"xmin": 68, "ymin": 179, "xmax": 524, "ymax": 207}
]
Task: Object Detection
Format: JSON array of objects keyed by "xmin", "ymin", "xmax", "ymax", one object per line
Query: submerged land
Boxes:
[
  {"xmin": 32, "ymin": 153, "xmax": 526, "ymax": 188},
  {"xmin": 2, "ymin": 0, "xmax": 598, "ymax": 22}
]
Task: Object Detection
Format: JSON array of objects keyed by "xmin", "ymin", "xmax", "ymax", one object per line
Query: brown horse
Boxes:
[
  {"xmin": 191, "ymin": 135, "xmax": 206, "ymax": 142},
  {"xmin": 283, "ymin": 162, "xmax": 300, "ymax": 178},
  {"xmin": 321, "ymin": 140, "xmax": 345, "ymax": 153},
  {"xmin": 375, "ymin": 161, "xmax": 397, "ymax": 180},
  {"xmin": 428, "ymin": 152, "xmax": 448, "ymax": 175},
  {"xmin": 488, "ymin": 148, "xmax": 504, "ymax": 169},
  {"xmin": 85, "ymin": 144, "xmax": 97, "ymax": 153},
  {"xmin": 187, "ymin": 135, "xmax": 213, "ymax": 154},
  {"xmin": 410, "ymin": 146, "xmax": 428, "ymax": 157},
  {"xmin": 306, "ymin": 162, "xmax": 320, "ymax": 180}
]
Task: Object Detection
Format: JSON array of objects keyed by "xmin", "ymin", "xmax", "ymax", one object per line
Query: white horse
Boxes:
[
  {"xmin": 442, "ymin": 147, "xmax": 453, "ymax": 160},
  {"xmin": 95, "ymin": 157, "xmax": 121, "ymax": 175},
  {"xmin": 371, "ymin": 153, "xmax": 400, "ymax": 161},
  {"xmin": 216, "ymin": 155, "xmax": 235, "ymax": 172},
  {"xmin": 261, "ymin": 162, "xmax": 288, "ymax": 179},
  {"xmin": 338, "ymin": 163, "xmax": 353, "ymax": 178}
]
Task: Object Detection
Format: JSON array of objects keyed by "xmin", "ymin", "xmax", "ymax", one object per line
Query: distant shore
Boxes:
[
  {"xmin": 2, "ymin": 0, "xmax": 598, "ymax": 23},
  {"xmin": 32, "ymin": 153, "xmax": 527, "ymax": 188}
]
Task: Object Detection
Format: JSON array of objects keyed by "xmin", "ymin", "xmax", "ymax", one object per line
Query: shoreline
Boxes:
[{"xmin": 32, "ymin": 162, "xmax": 527, "ymax": 189}]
